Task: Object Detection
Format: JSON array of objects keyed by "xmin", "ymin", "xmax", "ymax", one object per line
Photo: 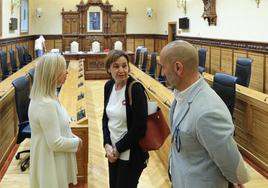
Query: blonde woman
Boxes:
[{"xmin": 29, "ymin": 53, "xmax": 82, "ymax": 188}]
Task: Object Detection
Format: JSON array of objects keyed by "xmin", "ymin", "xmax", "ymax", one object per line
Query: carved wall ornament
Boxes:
[
  {"xmin": 255, "ymin": 0, "xmax": 261, "ymax": 8},
  {"xmin": 202, "ymin": 0, "xmax": 217, "ymax": 26},
  {"xmin": 61, "ymin": 1, "xmax": 127, "ymax": 50}
]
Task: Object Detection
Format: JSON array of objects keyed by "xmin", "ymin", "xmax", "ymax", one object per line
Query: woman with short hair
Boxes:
[{"xmin": 102, "ymin": 50, "xmax": 149, "ymax": 188}]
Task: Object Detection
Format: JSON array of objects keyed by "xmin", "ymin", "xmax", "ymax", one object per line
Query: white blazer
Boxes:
[{"xmin": 29, "ymin": 97, "xmax": 79, "ymax": 188}]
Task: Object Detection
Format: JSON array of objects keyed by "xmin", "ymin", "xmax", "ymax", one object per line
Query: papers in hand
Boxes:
[{"xmin": 148, "ymin": 101, "xmax": 158, "ymax": 115}]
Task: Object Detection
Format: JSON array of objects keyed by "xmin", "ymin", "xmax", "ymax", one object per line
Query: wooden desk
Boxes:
[
  {"xmin": 63, "ymin": 51, "xmax": 134, "ymax": 80},
  {"xmin": 0, "ymin": 61, "xmax": 36, "ymax": 171},
  {"xmin": 58, "ymin": 60, "xmax": 88, "ymax": 183}
]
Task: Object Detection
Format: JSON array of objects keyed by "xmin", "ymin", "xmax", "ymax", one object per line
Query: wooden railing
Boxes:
[{"xmin": 0, "ymin": 61, "xmax": 35, "ymax": 170}]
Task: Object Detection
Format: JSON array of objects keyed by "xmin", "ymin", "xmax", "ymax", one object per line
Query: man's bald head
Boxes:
[{"xmin": 160, "ymin": 40, "xmax": 198, "ymax": 73}]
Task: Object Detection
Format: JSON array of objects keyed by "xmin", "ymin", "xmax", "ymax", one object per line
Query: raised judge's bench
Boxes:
[{"xmin": 63, "ymin": 51, "xmax": 134, "ymax": 80}]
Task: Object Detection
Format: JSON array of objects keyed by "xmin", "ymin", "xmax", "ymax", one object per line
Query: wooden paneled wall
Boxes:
[
  {"xmin": 0, "ymin": 36, "xmax": 34, "ymax": 79},
  {"xmin": 43, "ymin": 35, "xmax": 63, "ymax": 52},
  {"xmin": 126, "ymin": 34, "xmax": 168, "ymax": 54},
  {"xmin": 194, "ymin": 46, "xmax": 266, "ymax": 93},
  {"xmin": 0, "ymin": 35, "xmax": 64, "ymax": 80},
  {"xmin": 178, "ymin": 36, "xmax": 268, "ymax": 94},
  {"xmin": 1, "ymin": 35, "xmax": 268, "ymax": 94}
]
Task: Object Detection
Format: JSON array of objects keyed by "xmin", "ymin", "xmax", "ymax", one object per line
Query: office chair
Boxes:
[
  {"xmin": 235, "ymin": 57, "xmax": 252, "ymax": 87},
  {"xmin": 140, "ymin": 48, "xmax": 148, "ymax": 72},
  {"xmin": 198, "ymin": 48, "xmax": 207, "ymax": 74},
  {"xmin": 157, "ymin": 66, "xmax": 167, "ymax": 86},
  {"xmin": 148, "ymin": 52, "xmax": 157, "ymax": 78},
  {"xmin": 198, "ymin": 66, "xmax": 205, "ymax": 75},
  {"xmin": 0, "ymin": 51, "xmax": 10, "ymax": 80},
  {"xmin": 28, "ymin": 68, "xmax": 35, "ymax": 80},
  {"xmin": 16, "ymin": 46, "xmax": 26, "ymax": 68},
  {"xmin": 212, "ymin": 73, "xmax": 237, "ymax": 117},
  {"xmin": 23, "ymin": 46, "xmax": 33, "ymax": 64},
  {"xmin": 134, "ymin": 47, "xmax": 143, "ymax": 67},
  {"xmin": 9, "ymin": 49, "xmax": 18, "ymax": 73},
  {"xmin": 12, "ymin": 76, "xmax": 31, "ymax": 171}
]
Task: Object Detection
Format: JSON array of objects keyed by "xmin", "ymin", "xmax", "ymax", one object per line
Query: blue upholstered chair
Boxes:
[
  {"xmin": 198, "ymin": 48, "xmax": 207, "ymax": 74},
  {"xmin": 12, "ymin": 76, "xmax": 31, "ymax": 171},
  {"xmin": 157, "ymin": 66, "xmax": 167, "ymax": 86},
  {"xmin": 9, "ymin": 49, "xmax": 18, "ymax": 73},
  {"xmin": 16, "ymin": 46, "xmax": 26, "ymax": 68},
  {"xmin": 28, "ymin": 68, "xmax": 35, "ymax": 80},
  {"xmin": 212, "ymin": 73, "xmax": 237, "ymax": 117},
  {"xmin": 23, "ymin": 46, "xmax": 32, "ymax": 64},
  {"xmin": 134, "ymin": 46, "xmax": 143, "ymax": 67},
  {"xmin": 148, "ymin": 52, "xmax": 157, "ymax": 78},
  {"xmin": 198, "ymin": 66, "xmax": 205, "ymax": 75},
  {"xmin": 140, "ymin": 48, "xmax": 148, "ymax": 72},
  {"xmin": 0, "ymin": 51, "xmax": 10, "ymax": 80},
  {"xmin": 235, "ymin": 57, "xmax": 252, "ymax": 87}
]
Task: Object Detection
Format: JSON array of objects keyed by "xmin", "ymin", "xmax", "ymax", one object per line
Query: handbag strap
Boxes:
[{"xmin": 128, "ymin": 81, "xmax": 149, "ymax": 106}]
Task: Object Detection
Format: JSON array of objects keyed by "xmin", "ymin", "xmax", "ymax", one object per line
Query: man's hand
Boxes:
[{"xmin": 233, "ymin": 183, "xmax": 245, "ymax": 188}]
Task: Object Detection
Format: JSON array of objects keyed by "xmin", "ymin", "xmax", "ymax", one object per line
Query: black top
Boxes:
[{"xmin": 102, "ymin": 76, "xmax": 149, "ymax": 168}]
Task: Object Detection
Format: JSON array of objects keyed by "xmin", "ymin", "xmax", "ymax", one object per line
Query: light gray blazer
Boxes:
[{"xmin": 169, "ymin": 77, "xmax": 249, "ymax": 188}]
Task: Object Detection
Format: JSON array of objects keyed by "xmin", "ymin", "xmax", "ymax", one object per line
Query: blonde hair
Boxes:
[{"xmin": 30, "ymin": 53, "xmax": 66, "ymax": 99}]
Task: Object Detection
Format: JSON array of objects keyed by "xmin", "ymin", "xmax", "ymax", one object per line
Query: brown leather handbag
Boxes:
[{"xmin": 128, "ymin": 81, "xmax": 170, "ymax": 152}]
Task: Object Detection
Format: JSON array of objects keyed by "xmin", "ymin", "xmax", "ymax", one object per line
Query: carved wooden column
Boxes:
[{"xmin": 202, "ymin": 0, "xmax": 217, "ymax": 26}]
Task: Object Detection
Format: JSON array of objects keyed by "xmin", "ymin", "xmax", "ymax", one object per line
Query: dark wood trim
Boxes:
[
  {"xmin": 127, "ymin": 34, "xmax": 157, "ymax": 38},
  {"xmin": 126, "ymin": 34, "xmax": 167, "ymax": 39},
  {"xmin": 177, "ymin": 36, "xmax": 268, "ymax": 54},
  {"xmin": 0, "ymin": 35, "xmax": 34, "ymax": 46},
  {"xmin": 37, "ymin": 34, "xmax": 62, "ymax": 40},
  {"xmin": 1, "ymin": 34, "xmax": 268, "ymax": 55}
]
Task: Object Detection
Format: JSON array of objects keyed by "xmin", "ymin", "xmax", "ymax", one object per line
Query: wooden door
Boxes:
[
  {"xmin": 168, "ymin": 22, "xmax": 177, "ymax": 43},
  {"xmin": 110, "ymin": 14, "xmax": 126, "ymax": 34},
  {"xmin": 62, "ymin": 13, "xmax": 80, "ymax": 34}
]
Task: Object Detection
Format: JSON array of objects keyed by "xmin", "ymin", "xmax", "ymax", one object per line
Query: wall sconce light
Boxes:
[
  {"xmin": 36, "ymin": 8, "xmax": 43, "ymax": 18},
  {"xmin": 255, "ymin": 0, "xmax": 261, "ymax": 8},
  {"xmin": 10, "ymin": 0, "xmax": 21, "ymax": 15},
  {"xmin": 177, "ymin": 0, "xmax": 187, "ymax": 15},
  {"xmin": 146, "ymin": 7, "xmax": 153, "ymax": 17}
]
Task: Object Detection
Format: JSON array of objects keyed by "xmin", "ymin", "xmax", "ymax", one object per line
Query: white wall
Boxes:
[
  {"xmin": 156, "ymin": 0, "xmax": 268, "ymax": 42},
  {"xmin": 2, "ymin": 0, "xmax": 20, "ymax": 38},
  {"xmin": 29, "ymin": 0, "xmax": 157, "ymax": 34},
  {"xmin": 1, "ymin": 0, "xmax": 268, "ymax": 42}
]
